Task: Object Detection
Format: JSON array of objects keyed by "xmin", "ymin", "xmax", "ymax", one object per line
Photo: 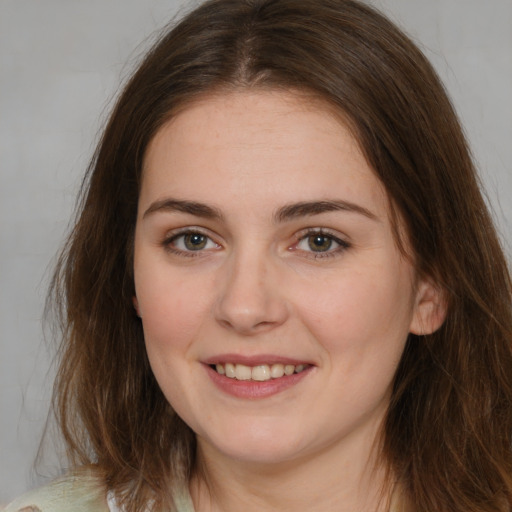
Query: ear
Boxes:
[
  {"xmin": 409, "ymin": 279, "xmax": 447, "ymax": 335},
  {"xmin": 133, "ymin": 296, "xmax": 141, "ymax": 317}
]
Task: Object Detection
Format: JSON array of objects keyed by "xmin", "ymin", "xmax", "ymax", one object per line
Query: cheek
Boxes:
[
  {"xmin": 135, "ymin": 272, "xmax": 212, "ymax": 411},
  {"xmin": 293, "ymin": 268, "xmax": 414, "ymax": 422},
  {"xmin": 135, "ymin": 269, "xmax": 212, "ymax": 356},
  {"xmin": 294, "ymin": 264, "xmax": 415, "ymax": 358}
]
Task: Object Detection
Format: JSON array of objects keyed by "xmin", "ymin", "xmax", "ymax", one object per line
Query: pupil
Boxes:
[
  {"xmin": 309, "ymin": 234, "xmax": 332, "ymax": 252},
  {"xmin": 185, "ymin": 233, "xmax": 207, "ymax": 250}
]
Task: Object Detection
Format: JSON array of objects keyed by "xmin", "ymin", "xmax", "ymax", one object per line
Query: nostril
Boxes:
[{"xmin": 213, "ymin": 267, "xmax": 289, "ymax": 334}]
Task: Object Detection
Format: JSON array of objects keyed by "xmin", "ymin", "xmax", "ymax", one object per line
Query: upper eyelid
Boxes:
[
  {"xmin": 162, "ymin": 229, "xmax": 221, "ymax": 257},
  {"xmin": 164, "ymin": 226, "xmax": 219, "ymax": 240},
  {"xmin": 162, "ymin": 226, "xmax": 349, "ymax": 238},
  {"xmin": 161, "ymin": 227, "xmax": 222, "ymax": 251},
  {"xmin": 160, "ymin": 226, "xmax": 350, "ymax": 247},
  {"xmin": 172, "ymin": 232, "xmax": 218, "ymax": 248},
  {"xmin": 291, "ymin": 233, "xmax": 350, "ymax": 263},
  {"xmin": 293, "ymin": 228, "xmax": 351, "ymax": 253},
  {"xmin": 294, "ymin": 227, "xmax": 350, "ymax": 242}
]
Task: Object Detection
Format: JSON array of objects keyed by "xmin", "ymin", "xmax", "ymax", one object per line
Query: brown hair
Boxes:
[{"xmin": 49, "ymin": 0, "xmax": 512, "ymax": 510}]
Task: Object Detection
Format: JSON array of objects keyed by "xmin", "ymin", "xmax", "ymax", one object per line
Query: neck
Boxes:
[{"xmin": 189, "ymin": 428, "xmax": 392, "ymax": 512}]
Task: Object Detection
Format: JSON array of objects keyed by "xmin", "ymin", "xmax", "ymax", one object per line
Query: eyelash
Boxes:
[
  {"xmin": 292, "ymin": 228, "xmax": 351, "ymax": 260},
  {"xmin": 162, "ymin": 228, "xmax": 220, "ymax": 258},
  {"xmin": 161, "ymin": 228, "xmax": 350, "ymax": 259}
]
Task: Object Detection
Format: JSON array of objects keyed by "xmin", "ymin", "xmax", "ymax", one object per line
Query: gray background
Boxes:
[{"xmin": 1, "ymin": 0, "xmax": 511, "ymax": 504}]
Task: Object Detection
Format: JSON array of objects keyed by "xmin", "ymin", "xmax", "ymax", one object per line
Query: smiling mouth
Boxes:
[{"xmin": 211, "ymin": 363, "xmax": 310, "ymax": 381}]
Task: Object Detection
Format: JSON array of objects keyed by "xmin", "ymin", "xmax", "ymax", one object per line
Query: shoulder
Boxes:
[{"xmin": 4, "ymin": 468, "xmax": 109, "ymax": 512}]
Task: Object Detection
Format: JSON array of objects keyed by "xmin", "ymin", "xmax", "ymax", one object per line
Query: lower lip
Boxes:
[{"xmin": 205, "ymin": 364, "xmax": 313, "ymax": 399}]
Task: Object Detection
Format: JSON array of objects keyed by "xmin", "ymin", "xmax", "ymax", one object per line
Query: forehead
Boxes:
[
  {"xmin": 140, "ymin": 90, "xmax": 388, "ymax": 220},
  {"xmin": 144, "ymin": 89, "xmax": 360, "ymax": 163}
]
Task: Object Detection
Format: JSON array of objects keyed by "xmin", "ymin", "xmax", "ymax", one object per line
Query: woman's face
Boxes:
[{"xmin": 133, "ymin": 91, "xmax": 438, "ymax": 468}]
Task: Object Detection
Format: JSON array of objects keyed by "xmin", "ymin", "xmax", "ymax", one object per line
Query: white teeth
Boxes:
[
  {"xmin": 225, "ymin": 363, "xmax": 236, "ymax": 378},
  {"xmin": 284, "ymin": 364, "xmax": 295, "ymax": 376},
  {"xmin": 252, "ymin": 365, "xmax": 271, "ymax": 381},
  {"xmin": 270, "ymin": 364, "xmax": 285, "ymax": 378},
  {"xmin": 213, "ymin": 362, "xmax": 308, "ymax": 381},
  {"xmin": 235, "ymin": 364, "xmax": 252, "ymax": 380}
]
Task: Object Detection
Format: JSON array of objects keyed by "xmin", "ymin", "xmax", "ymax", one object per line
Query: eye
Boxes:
[
  {"xmin": 302, "ymin": 233, "xmax": 335, "ymax": 252},
  {"xmin": 293, "ymin": 229, "xmax": 350, "ymax": 258},
  {"xmin": 164, "ymin": 230, "xmax": 220, "ymax": 255}
]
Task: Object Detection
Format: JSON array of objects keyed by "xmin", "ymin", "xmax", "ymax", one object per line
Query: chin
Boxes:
[{"xmin": 197, "ymin": 418, "xmax": 313, "ymax": 465}]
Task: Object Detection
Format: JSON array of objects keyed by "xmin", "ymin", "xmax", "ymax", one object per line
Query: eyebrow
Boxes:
[
  {"xmin": 143, "ymin": 197, "xmax": 378, "ymax": 222},
  {"xmin": 143, "ymin": 198, "xmax": 223, "ymax": 220},
  {"xmin": 274, "ymin": 200, "xmax": 379, "ymax": 223}
]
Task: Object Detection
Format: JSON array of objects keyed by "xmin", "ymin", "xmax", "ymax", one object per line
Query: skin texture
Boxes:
[{"xmin": 133, "ymin": 91, "xmax": 444, "ymax": 511}]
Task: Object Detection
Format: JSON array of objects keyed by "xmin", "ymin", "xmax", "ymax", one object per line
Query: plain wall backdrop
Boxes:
[{"xmin": 1, "ymin": 0, "xmax": 511, "ymax": 504}]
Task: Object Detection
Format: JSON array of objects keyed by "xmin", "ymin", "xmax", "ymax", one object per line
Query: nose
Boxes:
[{"xmin": 213, "ymin": 249, "xmax": 289, "ymax": 335}]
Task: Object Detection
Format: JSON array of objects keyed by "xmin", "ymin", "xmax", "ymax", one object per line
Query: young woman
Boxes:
[{"xmin": 6, "ymin": 0, "xmax": 512, "ymax": 511}]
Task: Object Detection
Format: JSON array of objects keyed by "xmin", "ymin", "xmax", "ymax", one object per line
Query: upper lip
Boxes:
[{"xmin": 202, "ymin": 353, "xmax": 314, "ymax": 366}]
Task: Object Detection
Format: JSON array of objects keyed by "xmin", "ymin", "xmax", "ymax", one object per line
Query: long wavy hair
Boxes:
[{"xmin": 48, "ymin": 0, "xmax": 512, "ymax": 510}]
